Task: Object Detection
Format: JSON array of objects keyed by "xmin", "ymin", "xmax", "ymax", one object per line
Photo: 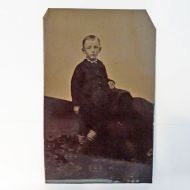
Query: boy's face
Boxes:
[{"xmin": 83, "ymin": 38, "xmax": 101, "ymax": 61}]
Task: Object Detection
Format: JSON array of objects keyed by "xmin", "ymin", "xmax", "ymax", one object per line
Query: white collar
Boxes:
[{"xmin": 86, "ymin": 58, "xmax": 98, "ymax": 63}]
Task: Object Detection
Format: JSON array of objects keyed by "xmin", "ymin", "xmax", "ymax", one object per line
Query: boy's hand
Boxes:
[
  {"xmin": 73, "ymin": 105, "xmax": 80, "ymax": 114},
  {"xmin": 108, "ymin": 80, "xmax": 115, "ymax": 89},
  {"xmin": 87, "ymin": 130, "xmax": 97, "ymax": 141}
]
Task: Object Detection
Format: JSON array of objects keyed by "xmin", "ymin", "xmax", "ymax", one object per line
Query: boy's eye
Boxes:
[
  {"xmin": 86, "ymin": 46, "xmax": 91, "ymax": 49},
  {"xmin": 94, "ymin": 46, "xmax": 98, "ymax": 49}
]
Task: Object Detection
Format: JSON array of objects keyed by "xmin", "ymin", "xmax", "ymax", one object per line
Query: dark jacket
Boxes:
[
  {"xmin": 71, "ymin": 59, "xmax": 133, "ymax": 132},
  {"xmin": 71, "ymin": 59, "xmax": 113, "ymax": 107}
]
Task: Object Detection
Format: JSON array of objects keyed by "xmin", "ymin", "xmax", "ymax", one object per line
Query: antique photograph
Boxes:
[{"xmin": 44, "ymin": 8, "xmax": 156, "ymax": 183}]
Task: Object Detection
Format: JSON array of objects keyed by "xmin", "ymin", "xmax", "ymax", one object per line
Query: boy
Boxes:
[{"xmin": 71, "ymin": 35, "xmax": 132, "ymax": 150}]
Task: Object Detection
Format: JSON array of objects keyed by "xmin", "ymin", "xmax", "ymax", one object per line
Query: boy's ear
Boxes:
[
  {"xmin": 99, "ymin": 47, "xmax": 102, "ymax": 52},
  {"xmin": 82, "ymin": 47, "xmax": 85, "ymax": 53}
]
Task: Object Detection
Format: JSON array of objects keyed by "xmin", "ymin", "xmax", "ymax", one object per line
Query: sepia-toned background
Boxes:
[{"xmin": 44, "ymin": 9, "xmax": 156, "ymax": 103}]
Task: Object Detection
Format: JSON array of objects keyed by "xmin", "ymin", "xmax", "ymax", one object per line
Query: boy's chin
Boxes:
[{"xmin": 88, "ymin": 57, "xmax": 97, "ymax": 61}]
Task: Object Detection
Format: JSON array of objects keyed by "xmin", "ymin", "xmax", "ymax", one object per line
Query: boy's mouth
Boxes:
[{"xmin": 88, "ymin": 56, "xmax": 97, "ymax": 61}]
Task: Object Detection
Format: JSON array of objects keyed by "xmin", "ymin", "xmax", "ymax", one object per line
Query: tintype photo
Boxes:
[{"xmin": 44, "ymin": 9, "xmax": 155, "ymax": 183}]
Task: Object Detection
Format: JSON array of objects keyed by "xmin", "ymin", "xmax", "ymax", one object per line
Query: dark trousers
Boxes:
[{"xmin": 78, "ymin": 88, "xmax": 133, "ymax": 135}]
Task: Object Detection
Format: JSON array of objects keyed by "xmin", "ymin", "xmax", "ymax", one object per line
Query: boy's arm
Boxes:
[
  {"xmin": 102, "ymin": 64, "xmax": 116, "ymax": 89},
  {"xmin": 102, "ymin": 63, "xmax": 115, "ymax": 84},
  {"xmin": 71, "ymin": 65, "xmax": 84, "ymax": 106}
]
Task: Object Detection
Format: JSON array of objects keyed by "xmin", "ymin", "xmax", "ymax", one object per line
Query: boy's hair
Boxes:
[{"xmin": 82, "ymin": 35, "xmax": 101, "ymax": 50}]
